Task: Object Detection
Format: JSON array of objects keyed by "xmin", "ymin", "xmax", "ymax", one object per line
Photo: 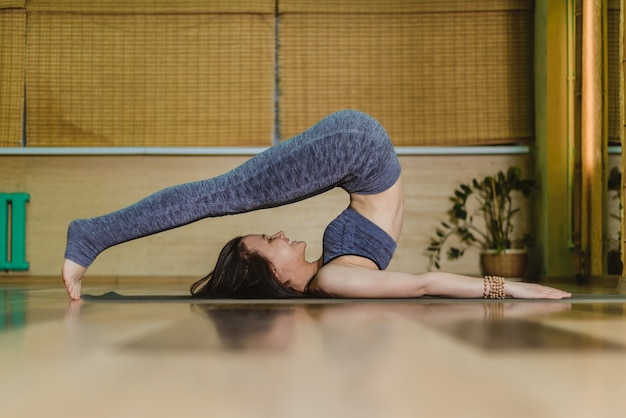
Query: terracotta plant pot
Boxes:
[{"xmin": 480, "ymin": 249, "xmax": 529, "ymax": 279}]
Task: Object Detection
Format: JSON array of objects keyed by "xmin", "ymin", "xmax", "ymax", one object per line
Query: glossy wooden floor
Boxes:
[{"xmin": 2, "ymin": 278, "xmax": 626, "ymax": 418}]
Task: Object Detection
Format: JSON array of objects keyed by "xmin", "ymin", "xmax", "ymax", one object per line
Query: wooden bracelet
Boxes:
[{"xmin": 483, "ymin": 275, "xmax": 506, "ymax": 299}]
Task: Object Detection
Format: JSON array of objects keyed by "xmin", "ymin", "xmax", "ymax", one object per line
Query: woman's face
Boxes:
[{"xmin": 241, "ymin": 231, "xmax": 306, "ymax": 271}]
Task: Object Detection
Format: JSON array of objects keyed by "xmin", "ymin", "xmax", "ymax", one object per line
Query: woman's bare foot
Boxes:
[{"xmin": 62, "ymin": 259, "xmax": 87, "ymax": 300}]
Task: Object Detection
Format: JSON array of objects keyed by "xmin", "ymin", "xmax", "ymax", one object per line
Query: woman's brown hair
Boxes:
[{"xmin": 190, "ymin": 236, "xmax": 305, "ymax": 299}]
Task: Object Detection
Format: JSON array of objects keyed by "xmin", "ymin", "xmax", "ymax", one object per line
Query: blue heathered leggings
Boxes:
[{"xmin": 64, "ymin": 110, "xmax": 401, "ymax": 268}]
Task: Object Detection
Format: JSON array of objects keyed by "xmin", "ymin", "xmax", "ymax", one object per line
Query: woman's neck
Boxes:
[{"xmin": 302, "ymin": 258, "xmax": 324, "ymax": 294}]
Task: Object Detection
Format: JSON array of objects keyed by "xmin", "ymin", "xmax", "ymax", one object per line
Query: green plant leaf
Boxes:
[
  {"xmin": 454, "ymin": 189, "xmax": 466, "ymax": 199},
  {"xmin": 447, "ymin": 247, "xmax": 462, "ymax": 259},
  {"xmin": 452, "ymin": 205, "xmax": 467, "ymax": 220}
]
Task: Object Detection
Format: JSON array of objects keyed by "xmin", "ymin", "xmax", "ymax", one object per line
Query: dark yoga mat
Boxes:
[{"xmin": 81, "ymin": 291, "xmax": 626, "ymax": 304}]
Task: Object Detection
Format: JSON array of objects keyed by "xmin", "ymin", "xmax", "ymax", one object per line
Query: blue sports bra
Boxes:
[{"xmin": 322, "ymin": 207, "xmax": 397, "ymax": 270}]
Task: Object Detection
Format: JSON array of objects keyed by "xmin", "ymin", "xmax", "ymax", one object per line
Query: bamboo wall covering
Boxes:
[
  {"xmin": 26, "ymin": 9, "xmax": 275, "ymax": 146},
  {"xmin": 1, "ymin": 1, "xmax": 537, "ymax": 147},
  {"xmin": 608, "ymin": 1, "xmax": 621, "ymax": 144},
  {"xmin": 0, "ymin": 1, "xmax": 24, "ymax": 8},
  {"xmin": 278, "ymin": 0, "xmax": 531, "ymax": 14},
  {"xmin": 26, "ymin": 0, "xmax": 275, "ymax": 14},
  {"xmin": 278, "ymin": 1, "xmax": 534, "ymax": 145},
  {"xmin": 0, "ymin": 8, "xmax": 26, "ymax": 146}
]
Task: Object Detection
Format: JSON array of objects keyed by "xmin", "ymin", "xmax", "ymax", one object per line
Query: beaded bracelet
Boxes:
[{"xmin": 483, "ymin": 275, "xmax": 506, "ymax": 299}]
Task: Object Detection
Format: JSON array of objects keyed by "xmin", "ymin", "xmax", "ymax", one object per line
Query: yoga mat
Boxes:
[{"xmin": 81, "ymin": 291, "xmax": 626, "ymax": 304}]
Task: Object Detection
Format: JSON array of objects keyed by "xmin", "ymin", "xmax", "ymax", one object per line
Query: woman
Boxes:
[{"xmin": 62, "ymin": 110, "xmax": 571, "ymax": 300}]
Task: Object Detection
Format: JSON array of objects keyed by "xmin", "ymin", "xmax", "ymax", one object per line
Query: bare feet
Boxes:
[{"xmin": 62, "ymin": 259, "xmax": 87, "ymax": 300}]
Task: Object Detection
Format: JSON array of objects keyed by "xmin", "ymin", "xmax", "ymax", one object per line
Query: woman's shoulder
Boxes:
[
  {"xmin": 312, "ymin": 260, "xmax": 379, "ymax": 297},
  {"xmin": 311, "ymin": 263, "xmax": 351, "ymax": 297}
]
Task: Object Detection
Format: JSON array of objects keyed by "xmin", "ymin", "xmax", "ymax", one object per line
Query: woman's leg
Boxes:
[{"xmin": 62, "ymin": 110, "xmax": 399, "ymax": 297}]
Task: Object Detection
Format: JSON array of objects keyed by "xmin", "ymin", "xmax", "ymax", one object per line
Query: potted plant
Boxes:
[{"xmin": 426, "ymin": 166, "xmax": 535, "ymax": 278}]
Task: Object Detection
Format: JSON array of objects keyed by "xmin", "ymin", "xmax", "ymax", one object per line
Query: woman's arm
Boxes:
[{"xmin": 315, "ymin": 264, "xmax": 571, "ymax": 299}]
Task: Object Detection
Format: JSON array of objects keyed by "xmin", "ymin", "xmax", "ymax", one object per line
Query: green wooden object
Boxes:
[{"xmin": 0, "ymin": 193, "xmax": 30, "ymax": 271}]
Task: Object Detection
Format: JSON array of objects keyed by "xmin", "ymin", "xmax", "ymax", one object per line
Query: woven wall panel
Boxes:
[
  {"xmin": 608, "ymin": 3, "xmax": 621, "ymax": 144},
  {"xmin": 0, "ymin": 9, "xmax": 25, "ymax": 147},
  {"xmin": 26, "ymin": 13, "xmax": 275, "ymax": 146},
  {"xmin": 279, "ymin": 0, "xmax": 532, "ymax": 13},
  {"xmin": 279, "ymin": 12, "xmax": 534, "ymax": 145},
  {"xmin": 26, "ymin": 0, "xmax": 275, "ymax": 14},
  {"xmin": 0, "ymin": 1, "xmax": 24, "ymax": 8}
]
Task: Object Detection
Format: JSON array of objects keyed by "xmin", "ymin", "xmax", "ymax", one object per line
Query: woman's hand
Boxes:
[{"xmin": 505, "ymin": 281, "xmax": 571, "ymax": 299}]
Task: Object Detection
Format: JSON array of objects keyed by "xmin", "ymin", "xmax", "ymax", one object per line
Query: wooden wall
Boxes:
[
  {"xmin": 0, "ymin": 154, "xmax": 532, "ymax": 280},
  {"xmin": 1, "ymin": 1, "xmax": 535, "ymax": 148}
]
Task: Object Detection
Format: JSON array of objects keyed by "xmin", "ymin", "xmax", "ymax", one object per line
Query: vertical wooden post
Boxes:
[
  {"xmin": 581, "ymin": 0, "xmax": 607, "ymax": 275},
  {"xmin": 622, "ymin": 0, "xmax": 626, "ymax": 276},
  {"xmin": 534, "ymin": 0, "xmax": 576, "ymax": 279}
]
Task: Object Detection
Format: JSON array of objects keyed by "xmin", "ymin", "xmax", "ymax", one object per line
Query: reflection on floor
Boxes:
[{"xmin": 1, "ymin": 279, "xmax": 626, "ymax": 418}]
